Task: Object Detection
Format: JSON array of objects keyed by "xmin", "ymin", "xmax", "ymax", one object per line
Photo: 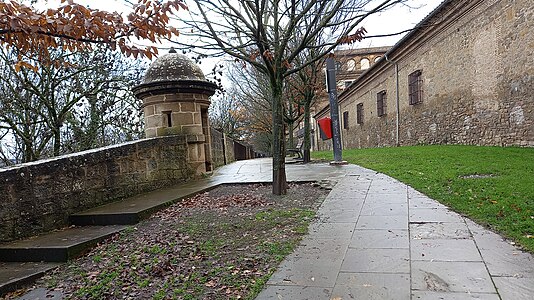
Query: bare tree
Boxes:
[
  {"xmin": 0, "ymin": 45, "xmax": 144, "ymax": 164},
  {"xmin": 172, "ymin": 0, "xmax": 406, "ymax": 194}
]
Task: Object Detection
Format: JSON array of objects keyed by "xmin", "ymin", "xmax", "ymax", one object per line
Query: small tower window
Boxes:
[{"xmin": 162, "ymin": 111, "xmax": 172, "ymax": 127}]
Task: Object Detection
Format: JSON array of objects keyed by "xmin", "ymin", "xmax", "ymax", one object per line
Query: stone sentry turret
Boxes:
[{"xmin": 133, "ymin": 48, "xmax": 218, "ymax": 174}]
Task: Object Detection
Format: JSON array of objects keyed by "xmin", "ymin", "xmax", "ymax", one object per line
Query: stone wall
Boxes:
[
  {"xmin": 0, "ymin": 136, "xmax": 193, "ymax": 243},
  {"xmin": 316, "ymin": 0, "xmax": 533, "ymax": 150},
  {"xmin": 210, "ymin": 128, "xmax": 238, "ymax": 168}
]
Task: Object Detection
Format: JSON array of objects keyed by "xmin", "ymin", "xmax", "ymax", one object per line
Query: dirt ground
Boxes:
[{"xmin": 5, "ymin": 182, "xmax": 330, "ymax": 300}]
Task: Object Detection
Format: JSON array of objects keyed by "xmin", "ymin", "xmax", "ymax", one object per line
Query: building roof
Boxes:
[{"xmin": 142, "ymin": 48, "xmax": 206, "ymax": 84}]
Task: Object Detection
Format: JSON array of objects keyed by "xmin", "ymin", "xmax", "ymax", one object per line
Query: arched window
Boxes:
[
  {"xmin": 360, "ymin": 58, "xmax": 370, "ymax": 70},
  {"xmin": 347, "ymin": 59, "xmax": 356, "ymax": 71},
  {"xmin": 374, "ymin": 56, "xmax": 381, "ymax": 63},
  {"xmin": 335, "ymin": 61, "xmax": 342, "ymax": 72}
]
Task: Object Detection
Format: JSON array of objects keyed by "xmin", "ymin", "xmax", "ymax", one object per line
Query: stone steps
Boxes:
[
  {"xmin": 70, "ymin": 182, "xmax": 217, "ymax": 226},
  {"xmin": 0, "ymin": 262, "xmax": 61, "ymax": 296},
  {"xmin": 0, "ymin": 226, "xmax": 126, "ymax": 263},
  {"xmin": 0, "ymin": 180, "xmax": 221, "ymax": 297}
]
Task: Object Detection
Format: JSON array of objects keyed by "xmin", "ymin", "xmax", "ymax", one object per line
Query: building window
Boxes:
[
  {"xmin": 162, "ymin": 111, "xmax": 172, "ymax": 127},
  {"xmin": 343, "ymin": 111, "xmax": 349, "ymax": 129},
  {"xmin": 356, "ymin": 103, "xmax": 364, "ymax": 124},
  {"xmin": 335, "ymin": 61, "xmax": 342, "ymax": 72},
  {"xmin": 377, "ymin": 90, "xmax": 387, "ymax": 117},
  {"xmin": 344, "ymin": 80, "xmax": 353, "ymax": 88},
  {"xmin": 360, "ymin": 58, "xmax": 370, "ymax": 70},
  {"xmin": 408, "ymin": 70, "xmax": 423, "ymax": 105},
  {"xmin": 347, "ymin": 59, "xmax": 356, "ymax": 71},
  {"xmin": 374, "ymin": 56, "xmax": 381, "ymax": 63}
]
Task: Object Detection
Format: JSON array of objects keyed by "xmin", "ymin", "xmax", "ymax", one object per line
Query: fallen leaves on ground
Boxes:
[{"xmin": 7, "ymin": 183, "xmax": 329, "ymax": 300}]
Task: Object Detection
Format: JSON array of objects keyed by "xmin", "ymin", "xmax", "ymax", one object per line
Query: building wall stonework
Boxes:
[
  {"xmin": 0, "ymin": 136, "xmax": 193, "ymax": 243},
  {"xmin": 316, "ymin": 0, "xmax": 533, "ymax": 150}
]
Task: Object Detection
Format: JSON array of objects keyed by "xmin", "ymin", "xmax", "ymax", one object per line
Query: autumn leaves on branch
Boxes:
[{"xmin": 0, "ymin": 0, "xmax": 186, "ymax": 70}]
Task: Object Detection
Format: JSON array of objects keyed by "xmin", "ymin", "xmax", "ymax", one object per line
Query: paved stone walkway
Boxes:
[{"xmin": 246, "ymin": 159, "xmax": 534, "ymax": 300}]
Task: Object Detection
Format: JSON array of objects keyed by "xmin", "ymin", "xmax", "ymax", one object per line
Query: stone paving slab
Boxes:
[
  {"xmin": 331, "ymin": 273, "xmax": 410, "ymax": 300},
  {"xmin": 410, "ymin": 223, "xmax": 471, "ymax": 240},
  {"xmin": 341, "ymin": 248, "xmax": 410, "ymax": 273},
  {"xmin": 411, "ymin": 261, "xmax": 496, "ymax": 293},
  {"xmin": 411, "ymin": 291, "xmax": 500, "ymax": 300},
  {"xmin": 493, "ymin": 277, "xmax": 534, "ymax": 300},
  {"xmin": 356, "ymin": 215, "xmax": 409, "ymax": 230},
  {"xmin": 409, "ymin": 208, "xmax": 465, "ymax": 223},
  {"xmin": 410, "ymin": 239, "xmax": 482, "ymax": 262},
  {"xmin": 360, "ymin": 202, "xmax": 408, "ymax": 216},
  {"xmin": 349, "ymin": 229, "xmax": 409, "ymax": 249},
  {"xmin": 255, "ymin": 286, "xmax": 332, "ymax": 300}
]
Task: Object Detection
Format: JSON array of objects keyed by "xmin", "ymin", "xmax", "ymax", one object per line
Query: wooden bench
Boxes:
[{"xmin": 286, "ymin": 142, "xmax": 303, "ymax": 159}]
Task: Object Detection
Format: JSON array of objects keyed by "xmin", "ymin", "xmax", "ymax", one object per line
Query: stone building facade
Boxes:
[{"xmin": 315, "ymin": 0, "xmax": 533, "ymax": 150}]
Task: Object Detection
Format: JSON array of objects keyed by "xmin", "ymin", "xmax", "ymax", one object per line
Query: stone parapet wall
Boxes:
[
  {"xmin": 315, "ymin": 0, "xmax": 533, "ymax": 150},
  {"xmin": 0, "ymin": 136, "xmax": 193, "ymax": 243}
]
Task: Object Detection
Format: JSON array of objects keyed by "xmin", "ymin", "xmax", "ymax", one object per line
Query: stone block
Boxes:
[
  {"xmin": 143, "ymin": 105, "xmax": 155, "ymax": 117},
  {"xmin": 145, "ymin": 115, "xmax": 163, "ymax": 128},
  {"xmin": 142, "ymin": 95, "xmax": 163, "ymax": 105},
  {"xmin": 145, "ymin": 128, "xmax": 157, "ymax": 138},
  {"xmin": 181, "ymin": 125, "xmax": 203, "ymax": 135},
  {"xmin": 171, "ymin": 112, "xmax": 194, "ymax": 126},
  {"xmin": 154, "ymin": 103, "xmax": 179, "ymax": 114},
  {"xmin": 180, "ymin": 102, "xmax": 197, "ymax": 112}
]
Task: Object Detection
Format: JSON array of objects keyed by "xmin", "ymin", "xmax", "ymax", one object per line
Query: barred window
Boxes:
[
  {"xmin": 343, "ymin": 111, "xmax": 349, "ymax": 129},
  {"xmin": 377, "ymin": 90, "xmax": 387, "ymax": 117},
  {"xmin": 356, "ymin": 103, "xmax": 364, "ymax": 124},
  {"xmin": 408, "ymin": 70, "xmax": 423, "ymax": 105}
]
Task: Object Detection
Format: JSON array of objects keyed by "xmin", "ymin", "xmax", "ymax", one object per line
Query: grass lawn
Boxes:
[{"xmin": 312, "ymin": 145, "xmax": 534, "ymax": 252}]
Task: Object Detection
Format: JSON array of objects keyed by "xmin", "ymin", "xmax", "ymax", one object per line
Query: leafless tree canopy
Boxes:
[{"xmin": 172, "ymin": 0, "xmax": 406, "ymax": 194}]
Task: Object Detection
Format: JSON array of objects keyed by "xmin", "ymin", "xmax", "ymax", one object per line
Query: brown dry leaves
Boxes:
[
  {"xmin": 0, "ymin": 0, "xmax": 185, "ymax": 69},
  {"xmin": 178, "ymin": 190, "xmax": 271, "ymax": 209}
]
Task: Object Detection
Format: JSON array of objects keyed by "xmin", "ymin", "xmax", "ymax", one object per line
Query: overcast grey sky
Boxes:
[{"xmin": 38, "ymin": 0, "xmax": 444, "ymax": 86}]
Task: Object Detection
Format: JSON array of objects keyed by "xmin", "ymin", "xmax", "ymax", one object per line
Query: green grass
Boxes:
[{"xmin": 313, "ymin": 145, "xmax": 534, "ymax": 252}]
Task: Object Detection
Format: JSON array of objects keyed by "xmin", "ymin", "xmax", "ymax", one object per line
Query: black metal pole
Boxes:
[{"xmin": 325, "ymin": 57, "xmax": 343, "ymax": 162}]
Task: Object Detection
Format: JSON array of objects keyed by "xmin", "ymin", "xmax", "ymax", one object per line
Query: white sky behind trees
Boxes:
[{"xmin": 37, "ymin": 0, "xmax": 443, "ymax": 82}]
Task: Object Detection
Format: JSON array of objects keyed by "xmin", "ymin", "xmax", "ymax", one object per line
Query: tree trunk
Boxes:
[
  {"xmin": 288, "ymin": 122, "xmax": 294, "ymax": 149},
  {"xmin": 271, "ymin": 80, "xmax": 287, "ymax": 195},
  {"xmin": 303, "ymin": 102, "xmax": 311, "ymax": 163},
  {"xmin": 53, "ymin": 130, "xmax": 61, "ymax": 157}
]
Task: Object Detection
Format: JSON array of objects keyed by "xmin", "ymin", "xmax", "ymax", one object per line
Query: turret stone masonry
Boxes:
[{"xmin": 133, "ymin": 48, "xmax": 218, "ymax": 174}]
